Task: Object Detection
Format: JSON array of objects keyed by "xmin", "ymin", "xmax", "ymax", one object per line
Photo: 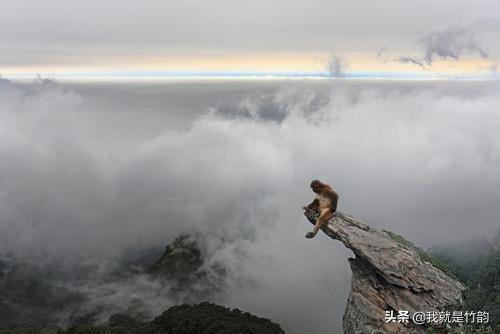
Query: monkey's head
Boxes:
[{"xmin": 310, "ymin": 179, "xmax": 322, "ymax": 193}]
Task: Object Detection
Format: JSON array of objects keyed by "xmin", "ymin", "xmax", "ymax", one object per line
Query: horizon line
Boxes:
[{"xmin": 1, "ymin": 70, "xmax": 498, "ymax": 81}]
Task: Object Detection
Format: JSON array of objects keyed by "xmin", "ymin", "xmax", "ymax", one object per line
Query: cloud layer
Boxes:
[{"xmin": 1, "ymin": 79, "xmax": 499, "ymax": 332}]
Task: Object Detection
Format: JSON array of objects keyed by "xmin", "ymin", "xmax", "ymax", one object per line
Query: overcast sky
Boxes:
[{"xmin": 1, "ymin": 0, "xmax": 499, "ymax": 77}]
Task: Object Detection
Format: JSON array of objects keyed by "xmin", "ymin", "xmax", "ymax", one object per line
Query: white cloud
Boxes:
[{"xmin": 1, "ymin": 79, "xmax": 499, "ymax": 332}]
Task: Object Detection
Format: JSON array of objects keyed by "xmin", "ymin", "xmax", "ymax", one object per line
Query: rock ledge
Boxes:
[{"xmin": 305, "ymin": 210, "xmax": 465, "ymax": 334}]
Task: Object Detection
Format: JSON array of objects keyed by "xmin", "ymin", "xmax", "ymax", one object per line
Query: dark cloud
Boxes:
[
  {"xmin": 397, "ymin": 56, "xmax": 426, "ymax": 68},
  {"xmin": 328, "ymin": 56, "xmax": 345, "ymax": 77},
  {"xmin": 420, "ymin": 29, "xmax": 488, "ymax": 64},
  {"xmin": 376, "ymin": 47, "xmax": 387, "ymax": 60},
  {"xmin": 389, "ymin": 20, "xmax": 500, "ymax": 71}
]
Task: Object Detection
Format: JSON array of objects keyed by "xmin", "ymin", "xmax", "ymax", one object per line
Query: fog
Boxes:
[{"xmin": 0, "ymin": 78, "xmax": 499, "ymax": 333}]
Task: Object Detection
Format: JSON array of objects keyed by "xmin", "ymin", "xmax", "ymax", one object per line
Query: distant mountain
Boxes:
[
  {"xmin": 147, "ymin": 235, "xmax": 225, "ymax": 299},
  {"xmin": 0, "ymin": 236, "xmax": 259, "ymax": 333},
  {"xmin": 428, "ymin": 238, "xmax": 495, "ymax": 283},
  {"xmin": 428, "ymin": 233, "xmax": 500, "ymax": 328},
  {"xmin": 0, "ymin": 256, "xmax": 84, "ymax": 329},
  {"xmin": 0, "ymin": 302, "xmax": 285, "ymax": 334},
  {"xmin": 488, "ymin": 229, "xmax": 500, "ymax": 252}
]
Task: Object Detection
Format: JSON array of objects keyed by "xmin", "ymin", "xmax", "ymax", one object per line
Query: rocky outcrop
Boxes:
[
  {"xmin": 305, "ymin": 210, "xmax": 465, "ymax": 334},
  {"xmin": 147, "ymin": 235, "xmax": 204, "ymax": 282},
  {"xmin": 147, "ymin": 235, "xmax": 225, "ymax": 300}
]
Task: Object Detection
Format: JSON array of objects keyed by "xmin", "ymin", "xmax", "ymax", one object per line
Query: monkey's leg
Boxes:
[
  {"xmin": 314, "ymin": 210, "xmax": 334, "ymax": 233},
  {"xmin": 306, "ymin": 209, "xmax": 333, "ymax": 238}
]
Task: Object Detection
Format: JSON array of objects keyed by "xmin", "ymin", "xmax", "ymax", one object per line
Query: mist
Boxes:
[{"xmin": 0, "ymin": 78, "xmax": 499, "ymax": 333}]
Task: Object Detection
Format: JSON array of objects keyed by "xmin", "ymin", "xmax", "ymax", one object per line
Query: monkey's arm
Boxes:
[
  {"xmin": 327, "ymin": 190, "xmax": 339, "ymax": 212},
  {"xmin": 303, "ymin": 198, "xmax": 319, "ymax": 211}
]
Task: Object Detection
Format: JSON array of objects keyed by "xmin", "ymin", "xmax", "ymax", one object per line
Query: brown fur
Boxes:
[
  {"xmin": 307, "ymin": 179, "xmax": 338, "ymax": 212},
  {"xmin": 304, "ymin": 180, "xmax": 339, "ymax": 239}
]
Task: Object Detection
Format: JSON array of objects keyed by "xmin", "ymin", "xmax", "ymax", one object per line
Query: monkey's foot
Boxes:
[{"xmin": 305, "ymin": 231, "xmax": 316, "ymax": 239}]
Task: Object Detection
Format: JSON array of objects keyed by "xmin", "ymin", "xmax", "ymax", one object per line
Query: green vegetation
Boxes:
[
  {"xmin": 384, "ymin": 230, "xmax": 417, "ymax": 249},
  {"xmin": 151, "ymin": 302, "xmax": 285, "ymax": 334},
  {"xmin": 429, "ymin": 240, "xmax": 500, "ymax": 331},
  {"xmin": 384, "ymin": 230, "xmax": 500, "ymax": 331},
  {"xmin": 426, "ymin": 325, "xmax": 497, "ymax": 333},
  {"xmin": 0, "ymin": 329, "xmax": 62, "ymax": 334},
  {"xmin": 0, "ymin": 302, "xmax": 285, "ymax": 334},
  {"xmin": 383, "ymin": 230, "xmax": 459, "ymax": 280},
  {"xmin": 0, "ymin": 258, "xmax": 83, "ymax": 330},
  {"xmin": 147, "ymin": 236, "xmax": 204, "ymax": 282},
  {"xmin": 146, "ymin": 235, "xmax": 225, "ymax": 299},
  {"xmin": 429, "ymin": 240, "xmax": 494, "ymax": 283},
  {"xmin": 463, "ymin": 251, "xmax": 500, "ymax": 327}
]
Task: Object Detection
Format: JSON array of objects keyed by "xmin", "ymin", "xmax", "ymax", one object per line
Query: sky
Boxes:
[{"xmin": 1, "ymin": 0, "xmax": 500, "ymax": 78}]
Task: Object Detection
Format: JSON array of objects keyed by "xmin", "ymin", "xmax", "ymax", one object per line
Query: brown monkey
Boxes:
[{"xmin": 303, "ymin": 180, "xmax": 339, "ymax": 239}]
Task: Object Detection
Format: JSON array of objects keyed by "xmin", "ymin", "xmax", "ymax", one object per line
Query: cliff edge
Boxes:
[{"xmin": 305, "ymin": 210, "xmax": 465, "ymax": 334}]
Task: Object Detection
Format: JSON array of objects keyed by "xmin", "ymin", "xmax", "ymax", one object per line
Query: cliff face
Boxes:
[{"xmin": 305, "ymin": 211, "xmax": 465, "ymax": 334}]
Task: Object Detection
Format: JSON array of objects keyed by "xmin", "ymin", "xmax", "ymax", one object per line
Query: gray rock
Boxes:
[{"xmin": 305, "ymin": 210, "xmax": 465, "ymax": 334}]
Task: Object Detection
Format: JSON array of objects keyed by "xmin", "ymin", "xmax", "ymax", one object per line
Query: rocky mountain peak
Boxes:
[{"xmin": 305, "ymin": 210, "xmax": 466, "ymax": 334}]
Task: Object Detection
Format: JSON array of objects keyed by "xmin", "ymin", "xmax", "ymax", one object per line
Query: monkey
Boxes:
[{"xmin": 303, "ymin": 179, "xmax": 339, "ymax": 239}]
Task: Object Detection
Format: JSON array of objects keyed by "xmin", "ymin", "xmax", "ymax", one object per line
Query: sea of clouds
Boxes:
[{"xmin": 0, "ymin": 78, "xmax": 499, "ymax": 333}]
